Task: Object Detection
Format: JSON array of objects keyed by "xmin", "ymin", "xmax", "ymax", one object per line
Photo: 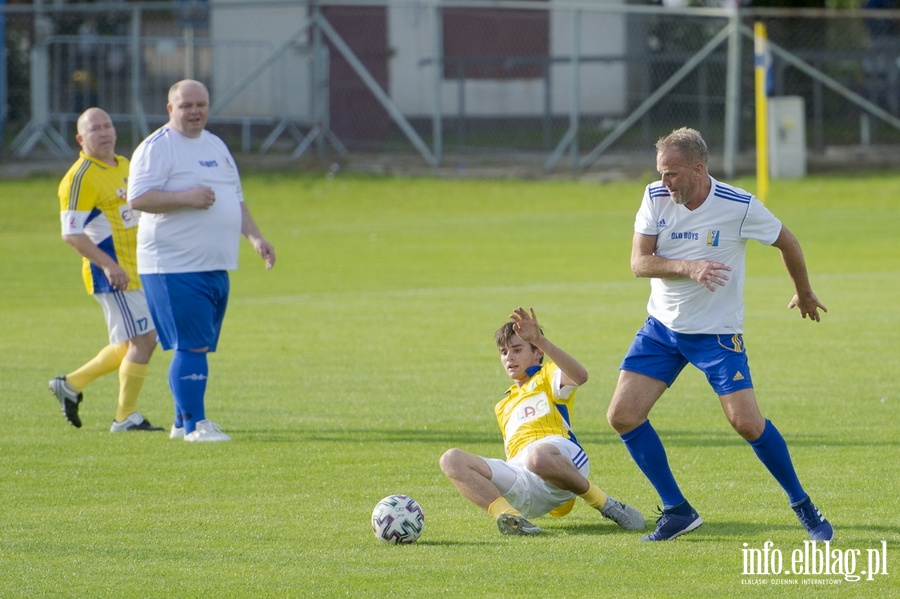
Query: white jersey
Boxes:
[
  {"xmin": 128, "ymin": 127, "xmax": 244, "ymax": 274},
  {"xmin": 634, "ymin": 176, "xmax": 782, "ymax": 334}
]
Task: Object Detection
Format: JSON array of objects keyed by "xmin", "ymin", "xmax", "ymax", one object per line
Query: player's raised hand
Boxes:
[{"xmin": 510, "ymin": 307, "xmax": 541, "ymax": 343}]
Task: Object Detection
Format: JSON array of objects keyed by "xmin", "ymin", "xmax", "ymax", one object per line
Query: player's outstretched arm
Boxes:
[
  {"xmin": 772, "ymin": 226, "xmax": 827, "ymax": 322},
  {"xmin": 510, "ymin": 307, "xmax": 588, "ymax": 387}
]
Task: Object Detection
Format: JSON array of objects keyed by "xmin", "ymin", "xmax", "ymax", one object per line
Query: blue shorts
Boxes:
[
  {"xmin": 141, "ymin": 271, "xmax": 230, "ymax": 352},
  {"xmin": 620, "ymin": 316, "xmax": 753, "ymax": 395}
]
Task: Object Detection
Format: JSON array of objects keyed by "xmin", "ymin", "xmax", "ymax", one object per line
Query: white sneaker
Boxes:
[
  {"xmin": 109, "ymin": 412, "xmax": 164, "ymax": 433},
  {"xmin": 184, "ymin": 419, "xmax": 231, "ymax": 442},
  {"xmin": 169, "ymin": 424, "xmax": 185, "ymax": 439}
]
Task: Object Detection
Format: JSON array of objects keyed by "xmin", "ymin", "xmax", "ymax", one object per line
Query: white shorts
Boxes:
[
  {"xmin": 93, "ymin": 290, "xmax": 155, "ymax": 344},
  {"xmin": 482, "ymin": 435, "xmax": 590, "ymax": 519}
]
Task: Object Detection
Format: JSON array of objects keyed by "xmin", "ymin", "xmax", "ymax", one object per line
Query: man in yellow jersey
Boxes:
[
  {"xmin": 49, "ymin": 107, "xmax": 162, "ymax": 432},
  {"xmin": 440, "ymin": 307, "xmax": 645, "ymax": 535}
]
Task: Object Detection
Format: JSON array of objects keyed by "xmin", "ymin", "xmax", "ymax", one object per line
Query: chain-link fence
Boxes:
[{"xmin": 2, "ymin": 0, "xmax": 899, "ymax": 175}]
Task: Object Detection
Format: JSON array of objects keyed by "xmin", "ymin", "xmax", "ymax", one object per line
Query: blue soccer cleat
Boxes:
[
  {"xmin": 640, "ymin": 503, "xmax": 703, "ymax": 541},
  {"xmin": 792, "ymin": 496, "xmax": 834, "ymax": 541}
]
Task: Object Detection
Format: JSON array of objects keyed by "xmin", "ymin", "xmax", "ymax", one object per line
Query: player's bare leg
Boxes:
[
  {"xmin": 440, "ymin": 448, "xmax": 541, "ymax": 535},
  {"xmin": 526, "ymin": 444, "xmax": 645, "ymax": 530},
  {"xmin": 722, "ymin": 389, "xmax": 833, "ymax": 541},
  {"xmin": 609, "ymin": 371, "xmax": 699, "ymax": 540},
  {"xmin": 440, "ymin": 448, "xmax": 501, "ymax": 510}
]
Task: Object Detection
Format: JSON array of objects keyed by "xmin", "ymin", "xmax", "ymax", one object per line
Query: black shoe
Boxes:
[
  {"xmin": 48, "ymin": 376, "xmax": 83, "ymax": 428},
  {"xmin": 110, "ymin": 412, "xmax": 165, "ymax": 432}
]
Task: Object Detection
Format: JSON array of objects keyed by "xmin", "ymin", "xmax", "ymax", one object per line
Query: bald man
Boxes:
[
  {"xmin": 51, "ymin": 107, "xmax": 162, "ymax": 432},
  {"xmin": 129, "ymin": 80, "xmax": 276, "ymax": 442}
]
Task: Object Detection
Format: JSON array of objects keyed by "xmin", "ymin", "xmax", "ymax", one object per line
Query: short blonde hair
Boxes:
[{"xmin": 656, "ymin": 127, "xmax": 709, "ymax": 166}]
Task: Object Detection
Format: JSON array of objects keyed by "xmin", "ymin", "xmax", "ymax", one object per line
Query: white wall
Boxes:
[
  {"xmin": 208, "ymin": 0, "xmax": 628, "ymax": 120},
  {"xmin": 210, "ymin": 0, "xmax": 313, "ymax": 119},
  {"xmin": 389, "ymin": 0, "xmax": 628, "ymax": 117}
]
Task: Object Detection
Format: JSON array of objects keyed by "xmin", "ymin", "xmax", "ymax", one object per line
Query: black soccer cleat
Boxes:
[{"xmin": 48, "ymin": 376, "xmax": 83, "ymax": 428}]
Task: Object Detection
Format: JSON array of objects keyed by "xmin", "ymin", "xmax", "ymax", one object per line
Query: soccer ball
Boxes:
[{"xmin": 371, "ymin": 494, "xmax": 425, "ymax": 544}]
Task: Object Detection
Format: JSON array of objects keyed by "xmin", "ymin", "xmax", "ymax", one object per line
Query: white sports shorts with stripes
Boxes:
[
  {"xmin": 93, "ymin": 289, "xmax": 155, "ymax": 344},
  {"xmin": 481, "ymin": 435, "xmax": 590, "ymax": 519}
]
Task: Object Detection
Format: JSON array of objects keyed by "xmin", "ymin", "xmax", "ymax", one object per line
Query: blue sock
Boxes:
[
  {"xmin": 748, "ymin": 419, "xmax": 807, "ymax": 505},
  {"xmin": 168, "ymin": 361, "xmax": 184, "ymax": 429},
  {"xmin": 620, "ymin": 420, "xmax": 686, "ymax": 510},
  {"xmin": 169, "ymin": 350, "xmax": 208, "ymax": 434}
]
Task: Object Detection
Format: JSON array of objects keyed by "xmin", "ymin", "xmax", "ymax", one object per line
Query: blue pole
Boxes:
[{"xmin": 0, "ymin": 0, "xmax": 7, "ymax": 144}]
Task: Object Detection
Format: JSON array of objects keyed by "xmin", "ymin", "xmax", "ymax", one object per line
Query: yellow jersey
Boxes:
[
  {"xmin": 494, "ymin": 361, "xmax": 581, "ymax": 460},
  {"xmin": 58, "ymin": 152, "xmax": 139, "ymax": 294}
]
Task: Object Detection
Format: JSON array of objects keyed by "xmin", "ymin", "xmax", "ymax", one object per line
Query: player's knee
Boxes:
[
  {"xmin": 439, "ymin": 448, "xmax": 465, "ymax": 476},
  {"xmin": 606, "ymin": 403, "xmax": 634, "ymax": 433},
  {"xmin": 524, "ymin": 450, "xmax": 555, "ymax": 478},
  {"xmin": 728, "ymin": 413, "xmax": 764, "ymax": 440},
  {"xmin": 134, "ymin": 331, "xmax": 157, "ymax": 352}
]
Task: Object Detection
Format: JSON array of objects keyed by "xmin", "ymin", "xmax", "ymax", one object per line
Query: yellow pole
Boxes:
[{"xmin": 754, "ymin": 22, "xmax": 769, "ymax": 204}]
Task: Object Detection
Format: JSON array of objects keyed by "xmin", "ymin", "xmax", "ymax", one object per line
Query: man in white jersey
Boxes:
[
  {"xmin": 128, "ymin": 79, "xmax": 275, "ymax": 442},
  {"xmin": 440, "ymin": 307, "xmax": 645, "ymax": 536},
  {"xmin": 606, "ymin": 127, "xmax": 833, "ymax": 541}
]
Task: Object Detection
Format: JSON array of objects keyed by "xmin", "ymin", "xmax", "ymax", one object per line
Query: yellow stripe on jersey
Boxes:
[
  {"xmin": 494, "ymin": 361, "xmax": 577, "ymax": 459},
  {"xmin": 58, "ymin": 152, "xmax": 139, "ymax": 294}
]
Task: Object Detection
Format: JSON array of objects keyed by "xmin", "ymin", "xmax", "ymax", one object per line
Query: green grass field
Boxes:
[{"xmin": 1, "ymin": 171, "xmax": 897, "ymax": 598}]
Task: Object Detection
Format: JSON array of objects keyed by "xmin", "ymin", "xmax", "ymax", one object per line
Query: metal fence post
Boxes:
[
  {"xmin": 723, "ymin": 8, "xmax": 742, "ymax": 179},
  {"xmin": 130, "ymin": 5, "xmax": 148, "ymax": 143},
  {"xmin": 432, "ymin": 1, "xmax": 443, "ymax": 166}
]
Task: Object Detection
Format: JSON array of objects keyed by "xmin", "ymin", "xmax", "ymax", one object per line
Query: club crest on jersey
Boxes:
[{"xmin": 707, "ymin": 230, "xmax": 720, "ymax": 246}]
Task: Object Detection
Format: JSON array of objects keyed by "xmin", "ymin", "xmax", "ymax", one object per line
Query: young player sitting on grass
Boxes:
[{"xmin": 440, "ymin": 307, "xmax": 645, "ymax": 536}]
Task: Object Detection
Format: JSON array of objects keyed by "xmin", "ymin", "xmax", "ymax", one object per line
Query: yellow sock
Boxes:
[
  {"xmin": 579, "ymin": 483, "xmax": 609, "ymax": 510},
  {"xmin": 66, "ymin": 342, "xmax": 127, "ymax": 390},
  {"xmin": 115, "ymin": 360, "xmax": 148, "ymax": 422},
  {"xmin": 549, "ymin": 498, "xmax": 577, "ymax": 518},
  {"xmin": 487, "ymin": 497, "xmax": 520, "ymax": 519}
]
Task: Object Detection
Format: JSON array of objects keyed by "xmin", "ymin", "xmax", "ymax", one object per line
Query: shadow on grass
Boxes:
[
  {"xmin": 611, "ymin": 428, "xmax": 898, "ymax": 449},
  {"xmin": 233, "ymin": 428, "xmax": 501, "ymax": 445},
  {"xmin": 229, "ymin": 426, "xmax": 884, "ymax": 450},
  {"xmin": 412, "ymin": 539, "xmax": 499, "ymax": 547},
  {"xmin": 541, "ymin": 522, "xmax": 640, "ymax": 537}
]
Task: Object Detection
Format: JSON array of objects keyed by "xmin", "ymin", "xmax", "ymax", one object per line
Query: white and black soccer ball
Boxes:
[{"xmin": 371, "ymin": 494, "xmax": 425, "ymax": 544}]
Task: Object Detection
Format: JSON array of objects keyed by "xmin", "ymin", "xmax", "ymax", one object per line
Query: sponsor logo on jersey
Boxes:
[
  {"xmin": 504, "ymin": 392, "xmax": 551, "ymax": 439},
  {"xmin": 199, "ymin": 160, "xmax": 219, "ymax": 168},
  {"xmin": 119, "ymin": 204, "xmax": 138, "ymax": 228},
  {"xmin": 670, "ymin": 231, "xmax": 699, "ymax": 240}
]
